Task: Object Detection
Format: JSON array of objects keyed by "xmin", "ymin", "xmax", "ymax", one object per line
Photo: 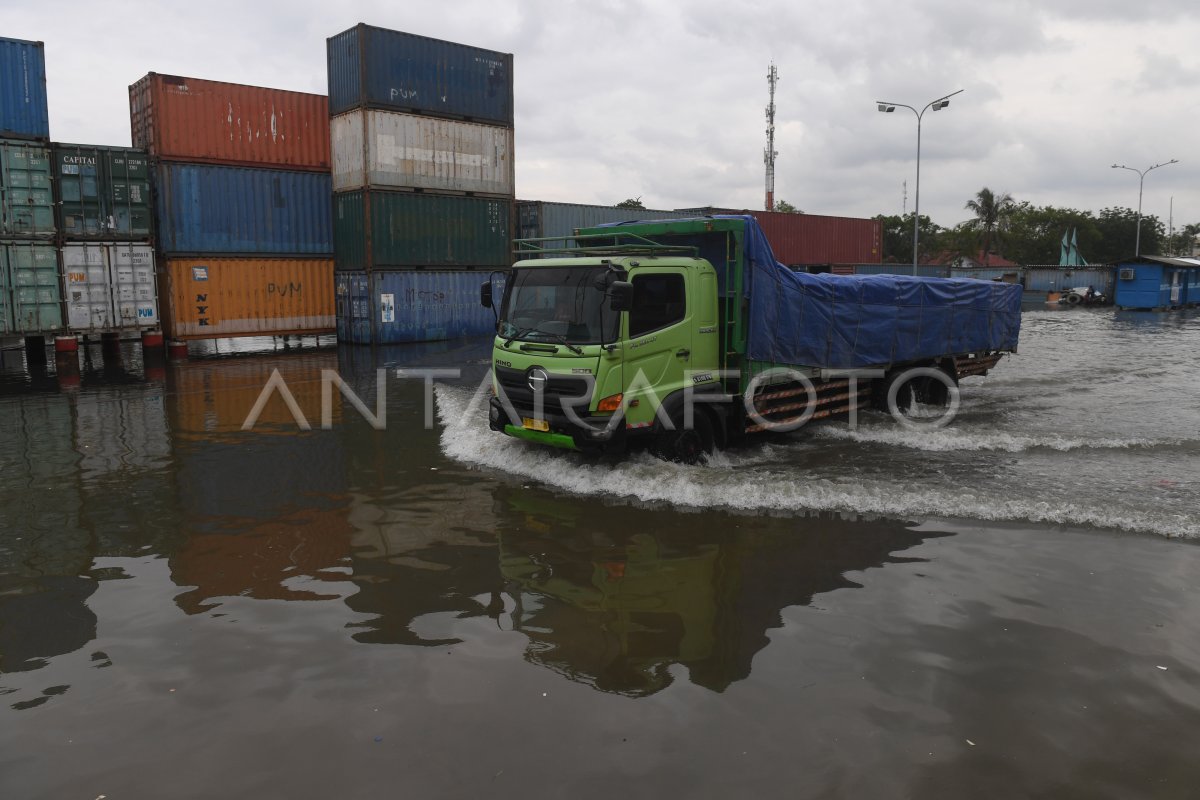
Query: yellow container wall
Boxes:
[{"xmin": 162, "ymin": 257, "xmax": 335, "ymax": 339}]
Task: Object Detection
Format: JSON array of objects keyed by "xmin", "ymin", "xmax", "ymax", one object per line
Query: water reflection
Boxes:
[{"xmin": 492, "ymin": 488, "xmax": 940, "ymax": 696}]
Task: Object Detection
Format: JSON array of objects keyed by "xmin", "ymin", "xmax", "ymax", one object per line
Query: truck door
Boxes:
[{"xmin": 622, "ymin": 269, "xmax": 691, "ymax": 409}]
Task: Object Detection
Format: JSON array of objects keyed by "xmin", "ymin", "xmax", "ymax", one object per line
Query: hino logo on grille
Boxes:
[{"xmin": 527, "ymin": 367, "xmax": 549, "ymax": 392}]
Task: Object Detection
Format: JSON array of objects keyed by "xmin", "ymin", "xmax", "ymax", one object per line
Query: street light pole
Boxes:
[
  {"xmin": 1112, "ymin": 159, "xmax": 1179, "ymax": 257},
  {"xmin": 877, "ymin": 90, "xmax": 962, "ymax": 274}
]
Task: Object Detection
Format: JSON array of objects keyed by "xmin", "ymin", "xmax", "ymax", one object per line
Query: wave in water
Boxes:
[
  {"xmin": 435, "ymin": 386, "xmax": 1197, "ymax": 540},
  {"xmin": 809, "ymin": 425, "xmax": 1187, "ymax": 453}
]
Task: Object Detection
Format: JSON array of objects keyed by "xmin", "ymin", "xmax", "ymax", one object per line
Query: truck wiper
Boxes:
[{"xmin": 503, "ymin": 324, "xmax": 584, "ymax": 355}]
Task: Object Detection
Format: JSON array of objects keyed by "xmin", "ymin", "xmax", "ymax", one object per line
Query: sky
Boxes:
[{"xmin": 4, "ymin": 0, "xmax": 1198, "ymax": 229}]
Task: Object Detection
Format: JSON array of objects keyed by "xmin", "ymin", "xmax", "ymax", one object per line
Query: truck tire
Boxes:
[
  {"xmin": 651, "ymin": 409, "xmax": 715, "ymax": 465},
  {"xmin": 1065, "ymin": 293, "xmax": 1083, "ymax": 306}
]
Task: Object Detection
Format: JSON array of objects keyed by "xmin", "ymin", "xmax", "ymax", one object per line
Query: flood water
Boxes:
[{"xmin": 2, "ymin": 309, "xmax": 1199, "ymax": 799}]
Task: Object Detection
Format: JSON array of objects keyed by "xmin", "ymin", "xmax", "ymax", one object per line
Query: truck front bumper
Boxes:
[{"xmin": 489, "ymin": 397, "xmax": 624, "ymax": 452}]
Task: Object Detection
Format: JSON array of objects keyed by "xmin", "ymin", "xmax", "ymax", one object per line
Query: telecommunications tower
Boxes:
[{"xmin": 764, "ymin": 62, "xmax": 779, "ymax": 211}]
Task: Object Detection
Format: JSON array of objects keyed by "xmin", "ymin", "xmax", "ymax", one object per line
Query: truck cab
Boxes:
[{"xmin": 483, "ymin": 245, "xmax": 722, "ymax": 459}]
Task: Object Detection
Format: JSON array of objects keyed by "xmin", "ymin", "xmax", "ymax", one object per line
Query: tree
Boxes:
[
  {"xmin": 874, "ymin": 213, "xmax": 942, "ymax": 263},
  {"xmin": 1093, "ymin": 207, "xmax": 1164, "ymax": 262},
  {"xmin": 964, "ymin": 188, "xmax": 1016, "ymax": 263},
  {"xmin": 616, "ymin": 197, "xmax": 645, "ymax": 209},
  {"xmin": 772, "ymin": 200, "xmax": 803, "ymax": 213},
  {"xmin": 1003, "ymin": 203, "xmax": 1101, "ymax": 265}
]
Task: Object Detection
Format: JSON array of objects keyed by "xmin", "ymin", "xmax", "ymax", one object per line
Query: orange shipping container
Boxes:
[
  {"xmin": 162, "ymin": 257, "xmax": 335, "ymax": 339},
  {"xmin": 129, "ymin": 73, "xmax": 331, "ymax": 171}
]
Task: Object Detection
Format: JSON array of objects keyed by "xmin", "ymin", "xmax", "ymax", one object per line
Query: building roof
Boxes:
[
  {"xmin": 922, "ymin": 250, "xmax": 1020, "ymax": 268},
  {"xmin": 1120, "ymin": 256, "xmax": 1200, "ymax": 268}
]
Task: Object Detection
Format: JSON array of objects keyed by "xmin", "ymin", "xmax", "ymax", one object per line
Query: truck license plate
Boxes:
[{"xmin": 522, "ymin": 417, "xmax": 549, "ymax": 432}]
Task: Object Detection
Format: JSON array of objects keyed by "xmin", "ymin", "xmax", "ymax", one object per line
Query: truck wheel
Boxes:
[
  {"xmin": 651, "ymin": 410, "xmax": 715, "ymax": 465},
  {"xmin": 1065, "ymin": 293, "xmax": 1082, "ymax": 306}
]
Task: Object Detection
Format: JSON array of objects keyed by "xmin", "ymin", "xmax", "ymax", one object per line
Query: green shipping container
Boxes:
[
  {"xmin": 0, "ymin": 139, "xmax": 55, "ymax": 237},
  {"xmin": 334, "ymin": 190, "xmax": 511, "ymax": 269},
  {"xmin": 52, "ymin": 143, "xmax": 153, "ymax": 239},
  {"xmin": 0, "ymin": 241, "xmax": 62, "ymax": 333}
]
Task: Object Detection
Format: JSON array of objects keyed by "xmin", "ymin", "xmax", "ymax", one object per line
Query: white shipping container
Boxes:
[
  {"xmin": 61, "ymin": 242, "xmax": 159, "ymax": 331},
  {"xmin": 331, "ymin": 109, "xmax": 514, "ymax": 196}
]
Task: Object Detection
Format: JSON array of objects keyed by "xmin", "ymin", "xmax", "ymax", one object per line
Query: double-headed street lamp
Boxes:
[
  {"xmin": 1111, "ymin": 159, "xmax": 1179, "ymax": 257},
  {"xmin": 876, "ymin": 89, "xmax": 963, "ymax": 273}
]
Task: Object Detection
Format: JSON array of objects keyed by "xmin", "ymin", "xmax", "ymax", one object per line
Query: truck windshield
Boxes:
[{"xmin": 499, "ymin": 266, "xmax": 619, "ymax": 345}]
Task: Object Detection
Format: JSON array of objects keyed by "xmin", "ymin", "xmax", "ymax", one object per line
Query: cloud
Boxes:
[{"xmin": 3, "ymin": 0, "xmax": 1198, "ymax": 227}]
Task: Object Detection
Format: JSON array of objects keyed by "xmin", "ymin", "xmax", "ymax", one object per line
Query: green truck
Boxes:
[{"xmin": 481, "ymin": 215, "xmax": 1022, "ymax": 461}]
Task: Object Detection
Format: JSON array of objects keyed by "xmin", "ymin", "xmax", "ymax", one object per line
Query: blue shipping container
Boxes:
[
  {"xmin": 327, "ymin": 24, "xmax": 514, "ymax": 125},
  {"xmin": 156, "ymin": 163, "xmax": 333, "ymax": 255},
  {"xmin": 335, "ymin": 271, "xmax": 371, "ymax": 343},
  {"xmin": 337, "ymin": 270, "xmax": 505, "ymax": 344},
  {"xmin": 0, "ymin": 38, "xmax": 49, "ymax": 140}
]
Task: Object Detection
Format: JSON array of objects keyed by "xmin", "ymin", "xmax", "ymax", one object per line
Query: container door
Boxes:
[
  {"xmin": 11, "ymin": 244, "xmax": 62, "ymax": 332},
  {"xmin": 2, "ymin": 144, "xmax": 55, "ymax": 237},
  {"xmin": 108, "ymin": 243, "xmax": 158, "ymax": 327},
  {"xmin": 56, "ymin": 148, "xmax": 103, "ymax": 236},
  {"xmin": 0, "ymin": 246, "xmax": 14, "ymax": 334},
  {"xmin": 108, "ymin": 153, "xmax": 153, "ymax": 237},
  {"xmin": 62, "ymin": 243, "xmax": 113, "ymax": 331},
  {"xmin": 622, "ymin": 268, "xmax": 692, "ymax": 409}
]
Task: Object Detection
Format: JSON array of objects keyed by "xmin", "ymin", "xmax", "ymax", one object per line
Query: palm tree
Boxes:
[{"xmin": 964, "ymin": 188, "xmax": 1015, "ymax": 265}]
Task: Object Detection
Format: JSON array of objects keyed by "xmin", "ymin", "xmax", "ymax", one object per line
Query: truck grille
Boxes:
[{"xmin": 494, "ymin": 365, "xmax": 592, "ymax": 419}]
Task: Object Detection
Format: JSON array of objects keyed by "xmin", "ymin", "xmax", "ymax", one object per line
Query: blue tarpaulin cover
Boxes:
[{"xmin": 602, "ymin": 215, "xmax": 1023, "ymax": 370}]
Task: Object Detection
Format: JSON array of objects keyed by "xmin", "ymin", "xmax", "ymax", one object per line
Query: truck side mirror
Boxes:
[
  {"xmin": 480, "ymin": 280, "xmax": 493, "ymax": 309},
  {"xmin": 609, "ymin": 281, "xmax": 633, "ymax": 311}
]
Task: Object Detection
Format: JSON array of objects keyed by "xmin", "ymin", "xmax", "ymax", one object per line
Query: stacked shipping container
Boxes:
[
  {"xmin": 328, "ymin": 24, "xmax": 514, "ymax": 344},
  {"xmin": 0, "ymin": 38, "xmax": 62, "ymax": 336},
  {"xmin": 52, "ymin": 143, "xmax": 159, "ymax": 332},
  {"xmin": 129, "ymin": 73, "xmax": 335, "ymax": 340}
]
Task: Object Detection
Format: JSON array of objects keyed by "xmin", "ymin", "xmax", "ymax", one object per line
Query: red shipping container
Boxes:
[
  {"xmin": 129, "ymin": 73, "xmax": 330, "ymax": 171},
  {"xmin": 683, "ymin": 207, "xmax": 881, "ymax": 265}
]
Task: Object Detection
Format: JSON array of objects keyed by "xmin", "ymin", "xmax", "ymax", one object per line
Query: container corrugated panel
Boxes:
[
  {"xmin": 161, "ymin": 257, "xmax": 334, "ymax": 339},
  {"xmin": 129, "ymin": 73, "xmax": 330, "ymax": 171},
  {"xmin": 0, "ymin": 241, "xmax": 62, "ymax": 333},
  {"xmin": 1, "ymin": 139, "xmax": 55, "ymax": 237},
  {"xmin": 156, "ymin": 163, "xmax": 333, "ymax": 255},
  {"xmin": 950, "ymin": 267, "xmax": 1021, "ymax": 282},
  {"xmin": 516, "ymin": 201, "xmax": 696, "ymax": 241},
  {"xmin": 61, "ymin": 242, "xmax": 159, "ymax": 331},
  {"xmin": 334, "ymin": 190, "xmax": 510, "ymax": 268},
  {"xmin": 0, "ymin": 38, "xmax": 49, "ymax": 140},
  {"xmin": 682, "ymin": 207, "xmax": 881, "ymax": 265},
  {"xmin": 335, "ymin": 271, "xmax": 371, "ymax": 343},
  {"xmin": 370, "ymin": 270, "xmax": 503, "ymax": 344},
  {"xmin": 53, "ymin": 143, "xmax": 153, "ymax": 239},
  {"xmin": 327, "ymin": 24, "xmax": 514, "ymax": 125},
  {"xmin": 331, "ymin": 109, "xmax": 514, "ymax": 195},
  {"xmin": 1024, "ymin": 266, "xmax": 1114, "ymax": 295},
  {"xmin": 855, "ymin": 264, "xmax": 950, "ymax": 278}
]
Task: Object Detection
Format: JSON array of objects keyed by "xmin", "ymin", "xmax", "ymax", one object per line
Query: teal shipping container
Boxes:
[
  {"xmin": 52, "ymin": 144, "xmax": 153, "ymax": 239},
  {"xmin": 0, "ymin": 38, "xmax": 50, "ymax": 140},
  {"xmin": 1, "ymin": 139, "xmax": 54, "ymax": 237},
  {"xmin": 0, "ymin": 241, "xmax": 62, "ymax": 333},
  {"xmin": 516, "ymin": 201, "xmax": 696, "ymax": 242},
  {"xmin": 334, "ymin": 190, "xmax": 510, "ymax": 269}
]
